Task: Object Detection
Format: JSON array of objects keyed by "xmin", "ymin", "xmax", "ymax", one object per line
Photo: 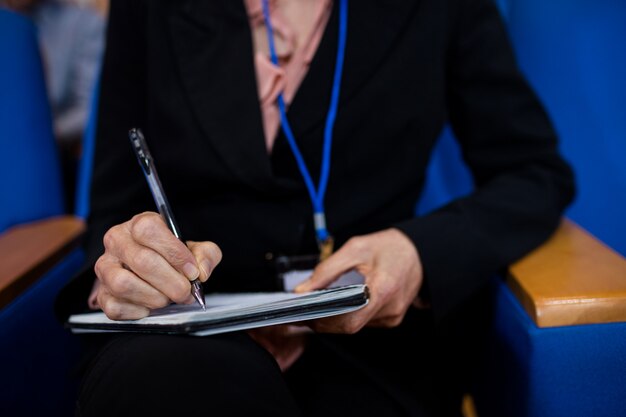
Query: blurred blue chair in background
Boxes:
[
  {"xmin": 0, "ymin": 9, "xmax": 85, "ymax": 417},
  {"xmin": 0, "ymin": 9, "xmax": 63, "ymax": 232},
  {"xmin": 419, "ymin": 1, "xmax": 626, "ymax": 416}
]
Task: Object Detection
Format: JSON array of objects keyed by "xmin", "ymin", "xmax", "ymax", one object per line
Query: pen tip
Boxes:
[{"xmin": 191, "ymin": 280, "xmax": 206, "ymax": 311}]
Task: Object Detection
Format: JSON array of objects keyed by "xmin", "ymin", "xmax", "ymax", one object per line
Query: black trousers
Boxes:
[
  {"xmin": 76, "ymin": 309, "xmax": 473, "ymax": 416},
  {"xmin": 76, "ymin": 333, "xmax": 442, "ymax": 417}
]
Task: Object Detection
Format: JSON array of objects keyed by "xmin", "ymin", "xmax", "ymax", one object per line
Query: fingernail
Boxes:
[
  {"xmin": 183, "ymin": 263, "xmax": 200, "ymax": 280},
  {"xmin": 200, "ymin": 260, "xmax": 212, "ymax": 280}
]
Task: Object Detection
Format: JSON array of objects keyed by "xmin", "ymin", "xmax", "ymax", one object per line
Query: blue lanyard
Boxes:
[{"xmin": 261, "ymin": 0, "xmax": 348, "ymax": 250}]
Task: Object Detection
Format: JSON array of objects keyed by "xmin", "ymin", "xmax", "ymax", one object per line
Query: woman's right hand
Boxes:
[{"xmin": 90, "ymin": 212, "xmax": 222, "ymax": 320}]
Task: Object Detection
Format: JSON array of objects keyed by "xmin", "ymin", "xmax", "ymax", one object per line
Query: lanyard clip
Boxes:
[
  {"xmin": 314, "ymin": 212, "xmax": 334, "ymax": 261},
  {"xmin": 318, "ymin": 236, "xmax": 334, "ymax": 262}
]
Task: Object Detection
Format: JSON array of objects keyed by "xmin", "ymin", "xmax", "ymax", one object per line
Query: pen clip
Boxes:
[{"xmin": 129, "ymin": 128, "xmax": 152, "ymax": 175}]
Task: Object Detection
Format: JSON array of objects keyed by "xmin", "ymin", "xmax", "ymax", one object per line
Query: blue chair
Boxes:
[
  {"xmin": 418, "ymin": 1, "xmax": 626, "ymax": 416},
  {"xmin": 0, "ymin": 9, "xmax": 64, "ymax": 232},
  {"xmin": 0, "ymin": 9, "xmax": 85, "ymax": 416}
]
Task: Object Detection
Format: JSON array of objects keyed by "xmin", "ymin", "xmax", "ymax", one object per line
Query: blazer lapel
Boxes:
[
  {"xmin": 168, "ymin": 0, "xmax": 274, "ymax": 191},
  {"xmin": 285, "ymin": 0, "xmax": 421, "ymax": 140}
]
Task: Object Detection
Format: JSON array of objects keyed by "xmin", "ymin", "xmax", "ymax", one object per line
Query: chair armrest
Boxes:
[
  {"xmin": 507, "ymin": 219, "xmax": 626, "ymax": 327},
  {"xmin": 0, "ymin": 216, "xmax": 85, "ymax": 309}
]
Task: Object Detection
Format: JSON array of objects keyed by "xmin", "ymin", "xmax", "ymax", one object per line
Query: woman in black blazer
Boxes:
[{"xmin": 65, "ymin": 0, "xmax": 575, "ymax": 415}]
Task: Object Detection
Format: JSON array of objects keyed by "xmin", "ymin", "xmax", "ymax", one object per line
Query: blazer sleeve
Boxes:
[
  {"xmin": 395, "ymin": 0, "xmax": 576, "ymax": 325},
  {"xmin": 56, "ymin": 0, "xmax": 152, "ymax": 319}
]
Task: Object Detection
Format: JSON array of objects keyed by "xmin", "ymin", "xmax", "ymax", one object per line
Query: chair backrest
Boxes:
[
  {"xmin": 415, "ymin": 127, "xmax": 474, "ymax": 216},
  {"xmin": 507, "ymin": 0, "xmax": 626, "ymax": 256},
  {"xmin": 0, "ymin": 9, "xmax": 64, "ymax": 233},
  {"xmin": 418, "ymin": 0, "xmax": 626, "ymax": 256}
]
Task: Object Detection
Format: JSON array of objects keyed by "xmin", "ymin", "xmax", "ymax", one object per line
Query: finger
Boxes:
[
  {"xmin": 363, "ymin": 276, "xmax": 413, "ymax": 328},
  {"xmin": 97, "ymin": 287, "xmax": 150, "ymax": 321},
  {"xmin": 88, "ymin": 279, "xmax": 101, "ymax": 310},
  {"xmin": 368, "ymin": 314, "xmax": 405, "ymax": 328},
  {"xmin": 366, "ymin": 297, "xmax": 407, "ymax": 328},
  {"xmin": 308, "ymin": 269, "xmax": 396, "ymax": 332},
  {"xmin": 307, "ymin": 306, "xmax": 374, "ymax": 334},
  {"xmin": 295, "ymin": 238, "xmax": 366, "ymax": 292},
  {"xmin": 308, "ymin": 286, "xmax": 381, "ymax": 334},
  {"xmin": 104, "ymin": 231, "xmax": 192, "ymax": 304},
  {"xmin": 187, "ymin": 241, "xmax": 222, "ymax": 282},
  {"xmin": 126, "ymin": 212, "xmax": 200, "ymax": 281},
  {"xmin": 95, "ymin": 255, "xmax": 171, "ymax": 310}
]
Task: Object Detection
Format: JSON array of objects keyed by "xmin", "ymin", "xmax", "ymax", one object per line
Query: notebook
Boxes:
[{"xmin": 67, "ymin": 284, "xmax": 369, "ymax": 337}]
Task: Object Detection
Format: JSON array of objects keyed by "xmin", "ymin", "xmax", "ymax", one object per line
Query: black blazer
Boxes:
[{"xmin": 59, "ymin": 0, "xmax": 574, "ymax": 410}]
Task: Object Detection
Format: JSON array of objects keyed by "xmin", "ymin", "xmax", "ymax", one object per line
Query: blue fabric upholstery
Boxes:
[
  {"xmin": 415, "ymin": 126, "xmax": 474, "ymax": 216},
  {"xmin": 506, "ymin": 0, "xmax": 626, "ymax": 257},
  {"xmin": 0, "ymin": 9, "xmax": 64, "ymax": 232}
]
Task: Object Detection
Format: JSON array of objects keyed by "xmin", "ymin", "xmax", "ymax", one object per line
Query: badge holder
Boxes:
[
  {"xmin": 275, "ymin": 254, "xmax": 320, "ymax": 291},
  {"xmin": 275, "ymin": 253, "xmax": 364, "ymax": 292}
]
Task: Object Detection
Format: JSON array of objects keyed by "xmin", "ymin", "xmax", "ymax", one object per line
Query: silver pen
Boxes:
[{"xmin": 129, "ymin": 128, "xmax": 206, "ymax": 310}]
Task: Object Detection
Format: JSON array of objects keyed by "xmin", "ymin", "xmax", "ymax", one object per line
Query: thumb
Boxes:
[{"xmin": 187, "ymin": 241, "xmax": 223, "ymax": 282}]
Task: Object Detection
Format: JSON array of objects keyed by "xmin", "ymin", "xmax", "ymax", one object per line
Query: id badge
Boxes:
[{"xmin": 275, "ymin": 254, "xmax": 364, "ymax": 292}]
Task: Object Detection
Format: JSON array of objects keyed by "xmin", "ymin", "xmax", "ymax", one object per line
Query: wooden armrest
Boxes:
[
  {"xmin": 508, "ymin": 219, "xmax": 626, "ymax": 328},
  {"xmin": 0, "ymin": 216, "xmax": 85, "ymax": 309}
]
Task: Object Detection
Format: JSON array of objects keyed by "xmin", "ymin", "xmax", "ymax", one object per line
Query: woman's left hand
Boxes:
[{"xmin": 295, "ymin": 228, "xmax": 423, "ymax": 334}]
